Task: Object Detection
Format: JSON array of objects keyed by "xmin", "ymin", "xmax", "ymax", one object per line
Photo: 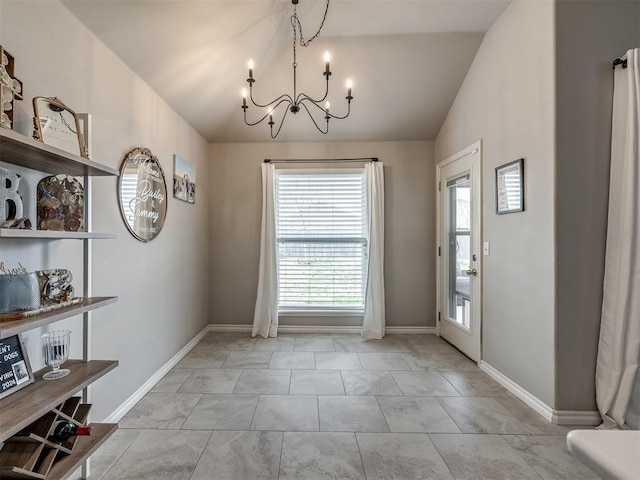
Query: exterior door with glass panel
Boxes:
[{"xmin": 437, "ymin": 141, "xmax": 482, "ymax": 362}]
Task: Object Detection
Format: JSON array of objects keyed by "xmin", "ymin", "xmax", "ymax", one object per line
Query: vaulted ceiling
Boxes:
[{"xmin": 61, "ymin": 0, "xmax": 511, "ymax": 143}]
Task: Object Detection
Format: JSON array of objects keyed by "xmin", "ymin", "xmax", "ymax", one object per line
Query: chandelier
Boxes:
[{"xmin": 241, "ymin": 0, "xmax": 353, "ymax": 138}]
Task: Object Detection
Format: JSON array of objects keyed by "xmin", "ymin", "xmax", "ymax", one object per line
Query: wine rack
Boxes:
[{"xmin": 0, "ymin": 397, "xmax": 92, "ymax": 479}]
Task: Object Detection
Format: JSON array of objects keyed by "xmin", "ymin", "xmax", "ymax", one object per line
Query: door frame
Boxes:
[{"xmin": 436, "ymin": 140, "xmax": 483, "ymax": 361}]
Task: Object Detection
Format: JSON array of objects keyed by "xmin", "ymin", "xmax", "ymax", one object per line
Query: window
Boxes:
[{"xmin": 275, "ymin": 170, "xmax": 368, "ymax": 313}]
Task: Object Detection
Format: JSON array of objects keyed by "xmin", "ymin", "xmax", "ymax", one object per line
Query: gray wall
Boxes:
[
  {"xmin": 209, "ymin": 141, "xmax": 435, "ymax": 329},
  {"xmin": 435, "ymin": 0, "xmax": 556, "ymax": 406},
  {"xmin": 0, "ymin": 1, "xmax": 211, "ymax": 421},
  {"xmin": 555, "ymin": 0, "xmax": 640, "ymax": 411}
]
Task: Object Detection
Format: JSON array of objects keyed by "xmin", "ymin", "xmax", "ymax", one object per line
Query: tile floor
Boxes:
[{"xmin": 85, "ymin": 333, "xmax": 599, "ymax": 479}]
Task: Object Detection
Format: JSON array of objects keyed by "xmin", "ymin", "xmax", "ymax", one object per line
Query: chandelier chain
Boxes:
[{"xmin": 291, "ymin": 0, "xmax": 330, "ymax": 65}]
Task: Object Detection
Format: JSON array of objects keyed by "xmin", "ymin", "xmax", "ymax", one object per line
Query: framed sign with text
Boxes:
[
  {"xmin": 117, "ymin": 147, "xmax": 168, "ymax": 242},
  {"xmin": 0, "ymin": 334, "xmax": 34, "ymax": 400}
]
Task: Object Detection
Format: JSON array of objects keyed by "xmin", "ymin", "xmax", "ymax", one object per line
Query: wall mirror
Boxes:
[
  {"xmin": 118, "ymin": 147, "xmax": 168, "ymax": 242},
  {"xmin": 32, "ymin": 96, "xmax": 89, "ymax": 159}
]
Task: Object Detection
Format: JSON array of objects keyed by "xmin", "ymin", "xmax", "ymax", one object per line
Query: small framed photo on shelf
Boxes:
[
  {"xmin": 0, "ymin": 334, "xmax": 34, "ymax": 400},
  {"xmin": 496, "ymin": 158, "xmax": 524, "ymax": 214},
  {"xmin": 32, "ymin": 96, "xmax": 90, "ymax": 159}
]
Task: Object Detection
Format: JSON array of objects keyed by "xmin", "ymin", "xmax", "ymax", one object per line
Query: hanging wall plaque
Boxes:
[{"xmin": 117, "ymin": 147, "xmax": 167, "ymax": 242}]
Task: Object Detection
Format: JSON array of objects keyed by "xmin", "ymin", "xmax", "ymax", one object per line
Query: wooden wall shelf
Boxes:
[
  {"xmin": 0, "ymin": 105, "xmax": 119, "ymax": 480},
  {"xmin": 0, "ymin": 230, "xmax": 118, "ymax": 240},
  {"xmin": 0, "ymin": 297, "xmax": 118, "ymax": 339},
  {"xmin": 0, "ymin": 129, "xmax": 118, "ymax": 177},
  {"xmin": 0, "ymin": 360, "xmax": 118, "ymax": 443}
]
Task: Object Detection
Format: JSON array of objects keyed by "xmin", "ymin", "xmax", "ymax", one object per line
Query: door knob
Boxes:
[{"xmin": 465, "ymin": 268, "xmax": 478, "ymax": 277}]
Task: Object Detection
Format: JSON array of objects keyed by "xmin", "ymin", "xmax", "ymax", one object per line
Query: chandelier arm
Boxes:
[
  {"xmin": 299, "ymin": 94, "xmax": 352, "ymax": 120},
  {"xmin": 243, "ymin": 109, "xmax": 273, "ymax": 127},
  {"xmin": 325, "ymin": 101, "xmax": 351, "ymax": 120},
  {"xmin": 271, "ymin": 106, "xmax": 291, "ymax": 139},
  {"xmin": 296, "ymin": 86, "xmax": 329, "ymax": 105},
  {"xmin": 249, "ymin": 87, "xmax": 293, "ymax": 109},
  {"xmin": 299, "ymin": 101, "xmax": 329, "ymax": 135},
  {"xmin": 244, "ymin": 98, "xmax": 293, "ymax": 127}
]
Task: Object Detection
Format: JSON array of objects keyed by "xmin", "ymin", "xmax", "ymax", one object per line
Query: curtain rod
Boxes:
[
  {"xmin": 264, "ymin": 157, "xmax": 378, "ymax": 164},
  {"xmin": 612, "ymin": 58, "xmax": 627, "ymax": 69}
]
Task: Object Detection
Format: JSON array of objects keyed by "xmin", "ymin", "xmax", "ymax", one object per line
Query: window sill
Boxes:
[{"xmin": 278, "ymin": 309, "xmax": 364, "ymax": 317}]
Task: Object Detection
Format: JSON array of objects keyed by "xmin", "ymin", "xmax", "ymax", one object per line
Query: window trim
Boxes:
[{"xmin": 274, "ymin": 167, "xmax": 368, "ymax": 314}]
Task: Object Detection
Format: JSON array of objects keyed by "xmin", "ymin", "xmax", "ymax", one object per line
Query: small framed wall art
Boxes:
[
  {"xmin": 173, "ymin": 154, "xmax": 196, "ymax": 204},
  {"xmin": 496, "ymin": 158, "xmax": 524, "ymax": 214}
]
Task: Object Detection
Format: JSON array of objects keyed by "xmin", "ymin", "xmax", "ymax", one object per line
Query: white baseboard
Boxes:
[
  {"xmin": 386, "ymin": 326, "xmax": 436, "ymax": 335},
  {"xmin": 552, "ymin": 410, "xmax": 602, "ymax": 426},
  {"xmin": 208, "ymin": 324, "xmax": 436, "ymax": 335},
  {"xmin": 104, "ymin": 326, "xmax": 210, "ymax": 423},
  {"xmin": 479, "ymin": 361, "xmax": 601, "ymax": 426},
  {"xmin": 207, "ymin": 324, "xmax": 252, "ymax": 333},
  {"xmin": 479, "ymin": 361, "xmax": 555, "ymax": 422}
]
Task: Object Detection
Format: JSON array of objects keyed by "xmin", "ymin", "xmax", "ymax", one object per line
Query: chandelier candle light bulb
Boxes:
[{"xmin": 241, "ymin": 0, "xmax": 352, "ymax": 138}]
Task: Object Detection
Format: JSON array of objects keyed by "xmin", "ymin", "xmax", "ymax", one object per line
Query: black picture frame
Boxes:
[
  {"xmin": 496, "ymin": 158, "xmax": 524, "ymax": 214},
  {"xmin": 0, "ymin": 334, "xmax": 34, "ymax": 400}
]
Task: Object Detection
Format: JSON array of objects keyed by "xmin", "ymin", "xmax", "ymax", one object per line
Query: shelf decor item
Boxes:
[
  {"xmin": 32, "ymin": 96, "xmax": 89, "ymax": 159},
  {"xmin": 118, "ymin": 147, "xmax": 168, "ymax": 242},
  {"xmin": 0, "ymin": 166, "xmax": 25, "ymax": 225},
  {"xmin": 0, "ymin": 271, "xmax": 41, "ymax": 314},
  {"xmin": 0, "ymin": 46, "xmax": 23, "ymax": 130},
  {"xmin": 41, "ymin": 330, "xmax": 71, "ymax": 380},
  {"xmin": 35, "ymin": 269, "xmax": 74, "ymax": 305},
  {"xmin": 0, "ymin": 334, "xmax": 34, "ymax": 400},
  {"xmin": 36, "ymin": 174, "xmax": 84, "ymax": 232}
]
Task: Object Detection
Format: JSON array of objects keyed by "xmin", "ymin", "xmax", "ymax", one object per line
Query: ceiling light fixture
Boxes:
[{"xmin": 241, "ymin": 0, "xmax": 353, "ymax": 139}]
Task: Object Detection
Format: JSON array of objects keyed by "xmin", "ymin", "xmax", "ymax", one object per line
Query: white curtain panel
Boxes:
[
  {"xmin": 362, "ymin": 162, "xmax": 386, "ymax": 340},
  {"xmin": 596, "ymin": 48, "xmax": 640, "ymax": 429},
  {"xmin": 252, "ymin": 163, "xmax": 278, "ymax": 338}
]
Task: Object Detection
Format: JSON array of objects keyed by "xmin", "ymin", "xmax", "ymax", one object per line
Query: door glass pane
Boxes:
[{"xmin": 447, "ymin": 175, "xmax": 471, "ymax": 329}]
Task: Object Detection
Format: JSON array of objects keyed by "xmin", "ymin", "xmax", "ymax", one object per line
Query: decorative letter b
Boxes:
[{"xmin": 0, "ymin": 166, "xmax": 24, "ymax": 222}]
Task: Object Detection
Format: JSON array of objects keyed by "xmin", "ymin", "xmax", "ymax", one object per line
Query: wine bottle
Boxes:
[{"xmin": 48, "ymin": 421, "xmax": 93, "ymax": 443}]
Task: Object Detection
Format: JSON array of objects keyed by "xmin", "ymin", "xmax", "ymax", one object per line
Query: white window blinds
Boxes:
[{"xmin": 275, "ymin": 170, "xmax": 368, "ymax": 311}]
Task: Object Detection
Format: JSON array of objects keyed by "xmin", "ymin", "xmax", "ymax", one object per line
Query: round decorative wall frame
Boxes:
[{"xmin": 117, "ymin": 147, "xmax": 167, "ymax": 242}]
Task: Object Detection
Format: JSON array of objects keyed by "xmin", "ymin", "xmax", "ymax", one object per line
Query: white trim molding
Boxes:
[
  {"xmin": 479, "ymin": 361, "xmax": 600, "ymax": 426},
  {"xmin": 552, "ymin": 410, "xmax": 602, "ymax": 426},
  {"xmin": 208, "ymin": 324, "xmax": 436, "ymax": 335},
  {"xmin": 104, "ymin": 326, "xmax": 210, "ymax": 423}
]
